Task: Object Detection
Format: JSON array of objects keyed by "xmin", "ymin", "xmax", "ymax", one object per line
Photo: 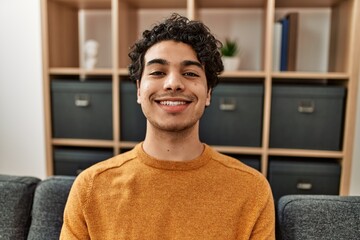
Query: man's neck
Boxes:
[{"xmin": 142, "ymin": 125, "xmax": 204, "ymax": 162}]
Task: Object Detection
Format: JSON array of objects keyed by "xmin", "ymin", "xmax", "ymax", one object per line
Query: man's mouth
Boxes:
[
  {"xmin": 159, "ymin": 101, "xmax": 188, "ymax": 106},
  {"xmin": 154, "ymin": 98, "xmax": 192, "ymax": 113}
]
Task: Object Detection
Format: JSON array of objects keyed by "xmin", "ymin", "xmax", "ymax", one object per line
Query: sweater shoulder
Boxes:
[
  {"xmin": 209, "ymin": 148, "xmax": 264, "ymax": 180},
  {"xmin": 71, "ymin": 149, "xmax": 137, "ymax": 205},
  {"xmin": 81, "ymin": 149, "xmax": 137, "ymax": 178},
  {"xmin": 208, "ymin": 148, "xmax": 272, "ymax": 202}
]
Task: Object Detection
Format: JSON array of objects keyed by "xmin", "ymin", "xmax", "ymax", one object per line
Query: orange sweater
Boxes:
[{"xmin": 61, "ymin": 144, "xmax": 275, "ymax": 239}]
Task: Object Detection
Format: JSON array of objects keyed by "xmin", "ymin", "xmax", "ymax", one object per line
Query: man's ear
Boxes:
[
  {"xmin": 205, "ymin": 88, "xmax": 212, "ymax": 106},
  {"xmin": 136, "ymin": 80, "xmax": 141, "ymax": 104}
]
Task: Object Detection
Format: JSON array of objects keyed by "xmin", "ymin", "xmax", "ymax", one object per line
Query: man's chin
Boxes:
[{"xmin": 151, "ymin": 121, "xmax": 198, "ymax": 134}]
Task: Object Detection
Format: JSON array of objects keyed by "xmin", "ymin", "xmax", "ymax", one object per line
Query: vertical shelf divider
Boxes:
[
  {"xmin": 340, "ymin": 0, "xmax": 360, "ymax": 195},
  {"xmin": 261, "ymin": 0, "xmax": 275, "ymax": 177},
  {"xmin": 112, "ymin": 0, "xmax": 120, "ymax": 155},
  {"xmin": 187, "ymin": 0, "xmax": 197, "ymax": 20},
  {"xmin": 40, "ymin": 0, "xmax": 54, "ymax": 176}
]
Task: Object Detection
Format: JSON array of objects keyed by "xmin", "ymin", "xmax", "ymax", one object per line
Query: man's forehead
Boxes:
[{"xmin": 144, "ymin": 40, "xmax": 198, "ymax": 61}]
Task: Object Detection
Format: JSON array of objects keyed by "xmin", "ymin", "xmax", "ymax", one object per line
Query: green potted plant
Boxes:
[{"xmin": 221, "ymin": 38, "xmax": 241, "ymax": 71}]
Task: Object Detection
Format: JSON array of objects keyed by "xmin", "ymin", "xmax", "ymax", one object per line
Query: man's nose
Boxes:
[{"xmin": 163, "ymin": 72, "xmax": 185, "ymax": 92}]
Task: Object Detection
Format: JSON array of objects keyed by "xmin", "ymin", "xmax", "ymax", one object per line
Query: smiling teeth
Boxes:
[{"xmin": 160, "ymin": 101, "xmax": 186, "ymax": 106}]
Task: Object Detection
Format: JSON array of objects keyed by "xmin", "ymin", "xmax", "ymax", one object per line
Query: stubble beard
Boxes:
[
  {"xmin": 141, "ymin": 100, "xmax": 207, "ymax": 137},
  {"xmin": 142, "ymin": 93, "xmax": 206, "ymax": 134},
  {"xmin": 146, "ymin": 111, "xmax": 203, "ymax": 134}
]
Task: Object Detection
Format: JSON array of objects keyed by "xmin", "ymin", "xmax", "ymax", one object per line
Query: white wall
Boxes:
[
  {"xmin": 0, "ymin": 1, "xmax": 359, "ymax": 192},
  {"xmin": 0, "ymin": 0, "xmax": 46, "ymax": 178}
]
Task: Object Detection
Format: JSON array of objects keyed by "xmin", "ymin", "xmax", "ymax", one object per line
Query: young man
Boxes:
[{"xmin": 60, "ymin": 14, "xmax": 275, "ymax": 239}]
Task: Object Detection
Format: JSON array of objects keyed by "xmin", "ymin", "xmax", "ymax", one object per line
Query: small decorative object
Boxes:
[
  {"xmin": 84, "ymin": 39, "xmax": 99, "ymax": 70},
  {"xmin": 221, "ymin": 38, "xmax": 241, "ymax": 71}
]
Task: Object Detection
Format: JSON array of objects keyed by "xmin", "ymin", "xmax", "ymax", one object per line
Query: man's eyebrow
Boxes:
[
  {"xmin": 146, "ymin": 59, "xmax": 203, "ymax": 70},
  {"xmin": 146, "ymin": 58, "xmax": 169, "ymax": 66},
  {"xmin": 182, "ymin": 60, "xmax": 204, "ymax": 69}
]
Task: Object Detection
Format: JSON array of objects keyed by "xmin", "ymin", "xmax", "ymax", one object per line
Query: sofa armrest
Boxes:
[
  {"xmin": 0, "ymin": 174, "xmax": 41, "ymax": 240},
  {"xmin": 277, "ymin": 195, "xmax": 360, "ymax": 240}
]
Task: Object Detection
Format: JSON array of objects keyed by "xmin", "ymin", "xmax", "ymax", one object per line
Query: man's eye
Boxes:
[
  {"xmin": 149, "ymin": 71, "xmax": 165, "ymax": 76},
  {"xmin": 184, "ymin": 72, "xmax": 199, "ymax": 77}
]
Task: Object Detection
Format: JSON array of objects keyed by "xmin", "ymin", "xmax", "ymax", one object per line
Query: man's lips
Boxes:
[
  {"xmin": 158, "ymin": 100, "xmax": 188, "ymax": 106},
  {"xmin": 153, "ymin": 95, "xmax": 194, "ymax": 113},
  {"xmin": 156, "ymin": 100, "xmax": 190, "ymax": 113},
  {"xmin": 153, "ymin": 93, "xmax": 195, "ymax": 104}
]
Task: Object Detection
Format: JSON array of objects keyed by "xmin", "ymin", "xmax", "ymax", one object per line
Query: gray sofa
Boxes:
[
  {"xmin": 277, "ymin": 195, "xmax": 360, "ymax": 239},
  {"xmin": 1, "ymin": 174, "xmax": 360, "ymax": 239},
  {"xmin": 0, "ymin": 174, "xmax": 74, "ymax": 240}
]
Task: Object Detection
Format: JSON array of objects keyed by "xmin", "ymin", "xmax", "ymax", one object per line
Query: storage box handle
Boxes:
[
  {"xmin": 74, "ymin": 94, "xmax": 90, "ymax": 107},
  {"xmin": 298, "ymin": 100, "xmax": 315, "ymax": 113},
  {"xmin": 219, "ymin": 98, "xmax": 236, "ymax": 111},
  {"xmin": 296, "ymin": 182, "xmax": 312, "ymax": 190}
]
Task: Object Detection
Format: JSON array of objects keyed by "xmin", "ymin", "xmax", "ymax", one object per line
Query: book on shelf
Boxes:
[
  {"xmin": 276, "ymin": 12, "xmax": 299, "ymax": 71},
  {"xmin": 279, "ymin": 16, "xmax": 289, "ymax": 71},
  {"xmin": 287, "ymin": 12, "xmax": 299, "ymax": 71},
  {"xmin": 273, "ymin": 22, "xmax": 282, "ymax": 71}
]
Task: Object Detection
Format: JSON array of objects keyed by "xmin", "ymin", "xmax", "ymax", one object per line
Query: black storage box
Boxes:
[
  {"xmin": 227, "ymin": 154, "xmax": 261, "ymax": 171},
  {"xmin": 200, "ymin": 83, "xmax": 263, "ymax": 146},
  {"xmin": 51, "ymin": 79, "xmax": 113, "ymax": 139},
  {"xmin": 120, "ymin": 81, "xmax": 146, "ymax": 141},
  {"xmin": 268, "ymin": 159, "xmax": 341, "ymax": 203},
  {"xmin": 270, "ymin": 85, "xmax": 345, "ymax": 150},
  {"xmin": 54, "ymin": 147, "xmax": 114, "ymax": 176}
]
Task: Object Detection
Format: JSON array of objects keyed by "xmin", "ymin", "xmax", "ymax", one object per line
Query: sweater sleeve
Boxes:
[
  {"xmin": 249, "ymin": 178, "xmax": 276, "ymax": 240},
  {"xmin": 60, "ymin": 173, "xmax": 91, "ymax": 240}
]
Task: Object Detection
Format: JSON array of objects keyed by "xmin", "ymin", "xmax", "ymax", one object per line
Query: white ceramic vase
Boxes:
[
  {"xmin": 84, "ymin": 39, "xmax": 99, "ymax": 70},
  {"xmin": 222, "ymin": 56, "xmax": 241, "ymax": 71}
]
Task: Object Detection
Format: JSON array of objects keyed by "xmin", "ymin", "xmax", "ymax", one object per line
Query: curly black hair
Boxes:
[{"xmin": 128, "ymin": 13, "xmax": 223, "ymax": 90}]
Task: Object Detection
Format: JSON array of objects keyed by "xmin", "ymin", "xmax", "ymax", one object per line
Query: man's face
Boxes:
[{"xmin": 137, "ymin": 40, "xmax": 211, "ymax": 133}]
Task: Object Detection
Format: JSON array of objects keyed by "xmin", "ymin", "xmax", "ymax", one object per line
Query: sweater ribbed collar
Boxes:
[{"xmin": 135, "ymin": 143, "xmax": 212, "ymax": 171}]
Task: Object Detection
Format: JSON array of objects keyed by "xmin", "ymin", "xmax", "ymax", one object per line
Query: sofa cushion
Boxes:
[
  {"xmin": 27, "ymin": 176, "xmax": 75, "ymax": 240},
  {"xmin": 278, "ymin": 195, "xmax": 360, "ymax": 239},
  {"xmin": 0, "ymin": 174, "xmax": 40, "ymax": 240}
]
